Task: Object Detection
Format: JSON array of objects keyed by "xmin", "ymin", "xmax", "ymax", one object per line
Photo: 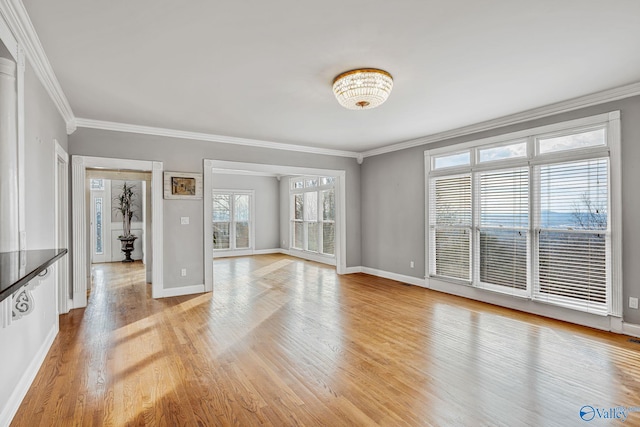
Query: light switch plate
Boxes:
[
  {"xmin": 630, "ymin": 297, "xmax": 639, "ymax": 309},
  {"xmin": 180, "ymin": 216, "xmax": 189, "ymax": 225}
]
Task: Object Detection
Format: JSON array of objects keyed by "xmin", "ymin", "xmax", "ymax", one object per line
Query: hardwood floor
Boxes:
[{"xmin": 11, "ymin": 254, "xmax": 640, "ymax": 426}]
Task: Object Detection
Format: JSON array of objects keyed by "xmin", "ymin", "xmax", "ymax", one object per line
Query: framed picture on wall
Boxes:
[{"xmin": 163, "ymin": 171, "xmax": 203, "ymax": 199}]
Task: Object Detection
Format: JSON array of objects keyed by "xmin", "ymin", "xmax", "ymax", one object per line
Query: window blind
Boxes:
[
  {"xmin": 534, "ymin": 158, "xmax": 609, "ymax": 314},
  {"xmin": 430, "ymin": 175, "xmax": 472, "ymax": 281},
  {"xmin": 478, "ymin": 168, "xmax": 529, "ymax": 292}
]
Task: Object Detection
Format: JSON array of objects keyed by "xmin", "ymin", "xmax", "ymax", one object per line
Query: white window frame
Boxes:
[
  {"xmin": 425, "ymin": 111, "xmax": 622, "ymax": 321},
  {"xmin": 289, "ymin": 176, "xmax": 336, "ymax": 260},
  {"xmin": 212, "ymin": 189, "xmax": 255, "ymax": 256}
]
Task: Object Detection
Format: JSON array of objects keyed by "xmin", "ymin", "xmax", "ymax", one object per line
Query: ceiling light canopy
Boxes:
[{"xmin": 332, "ymin": 68, "xmax": 393, "ymax": 110}]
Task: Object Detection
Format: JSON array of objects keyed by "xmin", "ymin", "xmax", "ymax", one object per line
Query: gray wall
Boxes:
[
  {"xmin": 361, "ymin": 95, "xmax": 640, "ymax": 325},
  {"xmin": 212, "ymin": 173, "xmax": 280, "ymax": 250},
  {"xmin": 68, "ymin": 128, "xmax": 361, "ymax": 289},
  {"xmin": 0, "ymin": 62, "xmax": 68, "ymax": 418}
]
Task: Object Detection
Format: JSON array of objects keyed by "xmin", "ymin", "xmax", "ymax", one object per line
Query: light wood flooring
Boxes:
[{"xmin": 11, "ymin": 254, "xmax": 640, "ymax": 426}]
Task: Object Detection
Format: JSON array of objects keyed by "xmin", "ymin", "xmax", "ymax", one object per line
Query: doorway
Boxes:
[
  {"xmin": 71, "ymin": 156, "xmax": 164, "ymax": 309},
  {"xmin": 203, "ymin": 159, "xmax": 347, "ymax": 292},
  {"xmin": 87, "ymin": 173, "xmax": 148, "ymax": 266}
]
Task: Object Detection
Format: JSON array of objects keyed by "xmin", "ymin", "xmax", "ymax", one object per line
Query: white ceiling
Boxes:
[{"xmin": 21, "ymin": 0, "xmax": 640, "ymax": 153}]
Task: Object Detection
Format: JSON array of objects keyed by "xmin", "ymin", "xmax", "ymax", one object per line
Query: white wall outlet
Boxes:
[
  {"xmin": 630, "ymin": 297, "xmax": 639, "ymax": 309},
  {"xmin": 180, "ymin": 216, "xmax": 189, "ymax": 225},
  {"xmin": 410, "ymin": 261, "xmax": 415, "ymax": 268},
  {"xmin": 181, "ymin": 268, "xmax": 187, "ymax": 277},
  {"xmin": 282, "ymin": 240, "xmax": 286, "ymax": 246}
]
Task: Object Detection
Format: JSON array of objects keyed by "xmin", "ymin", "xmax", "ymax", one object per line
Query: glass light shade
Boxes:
[{"xmin": 332, "ymin": 68, "xmax": 393, "ymax": 110}]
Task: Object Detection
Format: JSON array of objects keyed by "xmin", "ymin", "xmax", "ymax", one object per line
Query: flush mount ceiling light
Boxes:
[{"xmin": 332, "ymin": 68, "xmax": 393, "ymax": 110}]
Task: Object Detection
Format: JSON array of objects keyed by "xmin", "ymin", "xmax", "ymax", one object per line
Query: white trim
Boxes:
[
  {"xmin": 424, "ymin": 151, "xmax": 431, "ymax": 285},
  {"xmin": 283, "ymin": 248, "xmax": 337, "ymax": 267},
  {"xmin": 75, "ymin": 118, "xmax": 360, "ymax": 159},
  {"xmin": 363, "ymin": 84, "xmax": 640, "ymax": 158},
  {"xmin": 608, "ymin": 112, "xmax": 623, "ymax": 317},
  {"xmin": 253, "ymin": 248, "xmax": 281, "ymax": 255},
  {"xmin": 71, "ymin": 156, "xmax": 87, "ymax": 309},
  {"xmin": 0, "ymin": 322, "xmax": 58, "ymax": 427},
  {"xmin": 54, "ymin": 141, "xmax": 69, "ymax": 314},
  {"xmin": 0, "ymin": 8, "xmax": 18, "ymax": 57},
  {"xmin": 161, "ymin": 284, "xmax": 205, "ymax": 298},
  {"xmin": 214, "ymin": 249, "xmax": 255, "ymax": 258},
  {"xmin": 16, "ymin": 47, "xmax": 25, "ymax": 250},
  {"xmin": 0, "ymin": 0, "xmax": 75, "ymax": 130},
  {"xmin": 0, "ymin": 298, "xmax": 10, "ymax": 328},
  {"xmin": 72, "ymin": 156, "xmax": 164, "ymax": 308},
  {"xmin": 622, "ymin": 322, "xmax": 640, "ymax": 339},
  {"xmin": 343, "ymin": 266, "xmax": 363, "ymax": 274},
  {"xmin": 203, "ymin": 159, "xmax": 213, "ymax": 292},
  {"xmin": 212, "ymin": 248, "xmax": 282, "ymax": 258},
  {"xmin": 151, "ymin": 162, "xmax": 163, "ymax": 298},
  {"xmin": 361, "ymin": 267, "xmax": 427, "ymax": 288}
]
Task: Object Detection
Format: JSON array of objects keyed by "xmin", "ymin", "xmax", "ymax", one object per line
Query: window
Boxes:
[
  {"xmin": 477, "ymin": 168, "xmax": 529, "ymax": 294},
  {"xmin": 94, "ymin": 197, "xmax": 103, "ymax": 254},
  {"xmin": 535, "ymin": 159, "xmax": 608, "ymax": 311},
  {"xmin": 90, "ymin": 179, "xmax": 104, "ymax": 190},
  {"xmin": 429, "ymin": 174, "xmax": 471, "ymax": 281},
  {"xmin": 427, "ymin": 112, "xmax": 621, "ymax": 316},
  {"xmin": 290, "ymin": 176, "xmax": 335, "ymax": 256},
  {"xmin": 213, "ymin": 190, "xmax": 253, "ymax": 251},
  {"xmin": 478, "ymin": 140, "xmax": 527, "ymax": 163}
]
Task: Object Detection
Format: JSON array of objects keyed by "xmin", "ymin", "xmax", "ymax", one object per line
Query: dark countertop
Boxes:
[{"xmin": 0, "ymin": 249, "xmax": 68, "ymax": 303}]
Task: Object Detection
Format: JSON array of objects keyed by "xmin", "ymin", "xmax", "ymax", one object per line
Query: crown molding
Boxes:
[
  {"xmin": 74, "ymin": 118, "xmax": 360, "ymax": 159},
  {"xmin": 362, "ymin": 81, "xmax": 640, "ymax": 158},
  {"xmin": 0, "ymin": 0, "xmax": 75, "ymax": 130}
]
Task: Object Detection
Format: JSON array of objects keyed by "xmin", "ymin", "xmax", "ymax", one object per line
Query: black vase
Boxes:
[{"xmin": 118, "ymin": 235, "xmax": 137, "ymax": 263}]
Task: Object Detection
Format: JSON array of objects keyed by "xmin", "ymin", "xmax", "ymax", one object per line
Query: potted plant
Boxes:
[{"xmin": 114, "ymin": 181, "xmax": 139, "ymax": 262}]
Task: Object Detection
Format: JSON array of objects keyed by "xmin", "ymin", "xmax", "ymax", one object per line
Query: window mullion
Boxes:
[{"xmin": 472, "ymin": 172, "xmax": 479, "ymax": 287}]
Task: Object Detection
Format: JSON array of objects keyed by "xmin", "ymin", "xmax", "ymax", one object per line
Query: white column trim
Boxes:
[
  {"xmin": 71, "ymin": 156, "xmax": 87, "ymax": 309},
  {"xmin": 608, "ymin": 111, "xmax": 623, "ymax": 317},
  {"xmin": 203, "ymin": 159, "xmax": 213, "ymax": 292},
  {"xmin": 16, "ymin": 46, "xmax": 25, "ymax": 250},
  {"xmin": 151, "ymin": 161, "xmax": 164, "ymax": 298},
  {"xmin": 336, "ymin": 170, "xmax": 347, "ymax": 274},
  {"xmin": 54, "ymin": 141, "xmax": 70, "ymax": 314}
]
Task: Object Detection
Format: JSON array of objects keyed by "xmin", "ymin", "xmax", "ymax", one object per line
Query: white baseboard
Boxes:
[
  {"xmin": 213, "ymin": 248, "xmax": 281, "ymax": 258},
  {"xmin": 343, "ymin": 266, "xmax": 363, "ymax": 274},
  {"xmin": 361, "ymin": 267, "xmax": 427, "ymax": 288},
  {"xmin": 623, "ymin": 322, "xmax": 640, "ymax": 338},
  {"xmin": 253, "ymin": 248, "xmax": 281, "ymax": 255},
  {"xmin": 161, "ymin": 284, "xmax": 205, "ymax": 298},
  {"xmin": 285, "ymin": 249, "xmax": 337, "ymax": 266},
  {"xmin": 0, "ymin": 323, "xmax": 58, "ymax": 426}
]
